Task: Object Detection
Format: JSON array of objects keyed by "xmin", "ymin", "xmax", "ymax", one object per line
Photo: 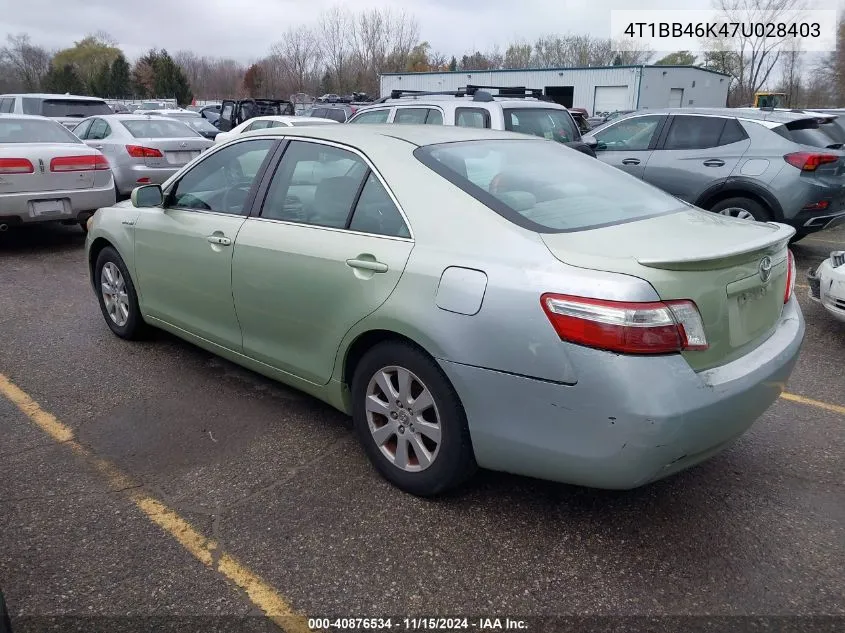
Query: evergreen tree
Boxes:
[
  {"xmin": 448, "ymin": 56, "xmax": 457, "ymax": 72},
  {"xmin": 109, "ymin": 54, "xmax": 131, "ymax": 98},
  {"xmin": 89, "ymin": 62, "xmax": 111, "ymax": 97},
  {"xmin": 43, "ymin": 63, "xmax": 86, "ymax": 95}
]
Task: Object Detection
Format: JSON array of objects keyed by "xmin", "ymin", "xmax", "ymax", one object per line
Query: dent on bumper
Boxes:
[{"xmin": 439, "ymin": 299, "xmax": 805, "ymax": 489}]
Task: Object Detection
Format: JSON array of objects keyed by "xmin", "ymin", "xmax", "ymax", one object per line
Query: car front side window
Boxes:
[
  {"xmin": 593, "ymin": 115, "xmax": 662, "ymax": 151},
  {"xmin": 169, "ymin": 139, "xmax": 275, "ymax": 215}
]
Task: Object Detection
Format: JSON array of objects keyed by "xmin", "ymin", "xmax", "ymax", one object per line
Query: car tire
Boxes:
[
  {"xmin": 94, "ymin": 246, "xmax": 147, "ymax": 340},
  {"xmin": 351, "ymin": 341, "xmax": 477, "ymax": 496},
  {"xmin": 709, "ymin": 197, "xmax": 771, "ymax": 222}
]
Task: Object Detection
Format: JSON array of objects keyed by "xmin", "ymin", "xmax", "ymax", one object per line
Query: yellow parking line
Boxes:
[
  {"xmin": 781, "ymin": 392, "xmax": 845, "ymax": 416},
  {"xmin": 0, "ymin": 373, "xmax": 311, "ymax": 633}
]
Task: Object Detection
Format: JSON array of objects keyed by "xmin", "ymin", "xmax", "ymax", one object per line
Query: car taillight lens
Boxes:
[
  {"xmin": 0, "ymin": 158, "xmax": 35, "ymax": 174},
  {"xmin": 541, "ymin": 294, "xmax": 708, "ymax": 354},
  {"xmin": 50, "ymin": 155, "xmax": 111, "ymax": 171},
  {"xmin": 125, "ymin": 145, "xmax": 164, "ymax": 158},
  {"xmin": 784, "ymin": 250, "xmax": 796, "ymax": 303},
  {"xmin": 784, "ymin": 152, "xmax": 839, "ymax": 171}
]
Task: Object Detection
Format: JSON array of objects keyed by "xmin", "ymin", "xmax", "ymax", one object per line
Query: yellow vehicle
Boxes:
[{"xmin": 754, "ymin": 92, "xmax": 788, "ymax": 108}]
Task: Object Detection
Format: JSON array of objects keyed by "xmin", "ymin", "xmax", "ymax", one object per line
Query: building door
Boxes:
[
  {"xmin": 593, "ymin": 85, "xmax": 629, "ymax": 114},
  {"xmin": 544, "ymin": 86, "xmax": 574, "ymax": 108},
  {"xmin": 669, "ymin": 88, "xmax": 684, "ymax": 107}
]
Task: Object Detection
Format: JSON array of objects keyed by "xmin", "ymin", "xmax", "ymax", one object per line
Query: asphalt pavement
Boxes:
[{"xmin": 0, "ymin": 221, "xmax": 843, "ymax": 633}]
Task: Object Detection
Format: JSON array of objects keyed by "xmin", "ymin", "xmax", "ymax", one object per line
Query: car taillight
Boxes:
[
  {"xmin": 784, "ymin": 250, "xmax": 796, "ymax": 303},
  {"xmin": 540, "ymin": 294, "xmax": 708, "ymax": 354},
  {"xmin": 0, "ymin": 158, "xmax": 35, "ymax": 174},
  {"xmin": 50, "ymin": 155, "xmax": 111, "ymax": 171},
  {"xmin": 783, "ymin": 152, "xmax": 839, "ymax": 171},
  {"xmin": 125, "ymin": 145, "xmax": 164, "ymax": 158}
]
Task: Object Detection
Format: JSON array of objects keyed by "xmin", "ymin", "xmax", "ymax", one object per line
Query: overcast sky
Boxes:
[{"xmin": 2, "ymin": 0, "xmax": 719, "ymax": 62}]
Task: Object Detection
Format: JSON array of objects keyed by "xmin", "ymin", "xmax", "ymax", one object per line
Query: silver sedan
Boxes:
[
  {"xmin": 0, "ymin": 114, "xmax": 115, "ymax": 231},
  {"xmin": 72, "ymin": 114, "xmax": 213, "ymax": 196}
]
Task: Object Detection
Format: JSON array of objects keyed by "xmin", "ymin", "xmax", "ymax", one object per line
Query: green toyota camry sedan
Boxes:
[{"xmin": 85, "ymin": 124, "xmax": 804, "ymax": 496}]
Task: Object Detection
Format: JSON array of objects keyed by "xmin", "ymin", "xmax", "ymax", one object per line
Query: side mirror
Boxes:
[
  {"xmin": 131, "ymin": 184, "xmax": 164, "ymax": 208},
  {"xmin": 582, "ymin": 134, "xmax": 598, "ymax": 148}
]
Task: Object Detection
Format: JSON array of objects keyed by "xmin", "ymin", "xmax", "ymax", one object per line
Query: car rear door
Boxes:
[
  {"xmin": 642, "ymin": 115, "xmax": 750, "ymax": 202},
  {"xmin": 133, "ymin": 138, "xmax": 277, "ymax": 350},
  {"xmin": 590, "ymin": 114, "xmax": 666, "ymax": 178},
  {"xmin": 231, "ymin": 139, "xmax": 414, "ymax": 385}
]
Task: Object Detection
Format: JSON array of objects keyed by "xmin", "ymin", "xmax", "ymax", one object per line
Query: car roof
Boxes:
[
  {"xmin": 0, "ymin": 93, "xmax": 106, "ymax": 101},
  {"xmin": 0, "ymin": 113, "xmax": 59, "ymax": 121},
  {"xmin": 365, "ymin": 95, "xmax": 569, "ymax": 110},
  {"xmin": 627, "ymin": 107, "xmax": 820, "ymax": 124},
  {"xmin": 239, "ymin": 123, "xmax": 535, "ymax": 147}
]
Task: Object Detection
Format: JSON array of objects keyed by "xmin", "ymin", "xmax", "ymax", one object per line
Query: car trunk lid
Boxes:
[
  {"xmin": 0, "ymin": 144, "xmax": 101, "ymax": 194},
  {"xmin": 132, "ymin": 137, "xmax": 210, "ymax": 168},
  {"xmin": 540, "ymin": 209, "xmax": 794, "ymax": 370}
]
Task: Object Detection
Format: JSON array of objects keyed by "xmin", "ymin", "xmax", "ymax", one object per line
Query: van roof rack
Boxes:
[{"xmin": 464, "ymin": 85, "xmax": 547, "ymax": 99}]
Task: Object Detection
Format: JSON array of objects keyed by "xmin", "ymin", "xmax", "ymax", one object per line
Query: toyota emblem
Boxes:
[{"xmin": 758, "ymin": 256, "xmax": 773, "ymax": 283}]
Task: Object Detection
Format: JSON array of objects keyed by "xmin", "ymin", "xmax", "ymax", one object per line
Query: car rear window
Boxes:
[
  {"xmin": 773, "ymin": 118, "xmax": 844, "ymax": 148},
  {"xmin": 122, "ymin": 119, "xmax": 201, "ymax": 139},
  {"xmin": 415, "ymin": 139, "xmax": 682, "ymax": 233},
  {"xmin": 502, "ymin": 108, "xmax": 580, "ymax": 143},
  {"xmin": 320, "ymin": 109, "xmax": 348, "ymax": 122},
  {"xmin": 0, "ymin": 118, "xmax": 82, "ymax": 143},
  {"xmin": 23, "ymin": 98, "xmax": 112, "ymax": 118}
]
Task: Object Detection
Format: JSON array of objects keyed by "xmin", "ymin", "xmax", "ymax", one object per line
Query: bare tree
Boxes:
[
  {"xmin": 715, "ymin": 0, "xmax": 805, "ymax": 104},
  {"xmin": 271, "ymin": 25, "xmax": 322, "ymax": 94},
  {"xmin": 776, "ymin": 41, "xmax": 802, "ymax": 105},
  {"xmin": 504, "ymin": 40, "xmax": 533, "ymax": 69},
  {"xmin": 319, "ymin": 6, "xmax": 352, "ymax": 93},
  {"xmin": 0, "ymin": 34, "xmax": 51, "ymax": 91}
]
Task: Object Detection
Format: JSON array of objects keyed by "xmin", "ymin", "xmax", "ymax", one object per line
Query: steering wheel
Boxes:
[{"xmin": 221, "ymin": 183, "xmax": 252, "ymax": 213}]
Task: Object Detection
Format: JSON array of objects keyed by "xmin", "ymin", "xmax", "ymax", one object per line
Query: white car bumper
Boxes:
[{"xmin": 809, "ymin": 252, "xmax": 845, "ymax": 323}]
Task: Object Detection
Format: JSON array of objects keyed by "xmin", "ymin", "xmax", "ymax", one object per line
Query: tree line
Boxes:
[{"xmin": 0, "ymin": 0, "xmax": 843, "ymax": 108}]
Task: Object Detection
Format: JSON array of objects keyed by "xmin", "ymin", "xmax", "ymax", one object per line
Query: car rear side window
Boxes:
[
  {"xmin": 455, "ymin": 108, "xmax": 490, "ymax": 129},
  {"xmin": 350, "ymin": 108, "xmax": 391, "ymax": 124},
  {"xmin": 0, "ymin": 98, "xmax": 13, "ymax": 113},
  {"xmin": 663, "ymin": 116, "xmax": 726, "ymax": 150},
  {"xmin": 718, "ymin": 118, "xmax": 748, "ymax": 145},
  {"xmin": 87, "ymin": 119, "xmax": 111, "ymax": 140},
  {"xmin": 245, "ymin": 120, "xmax": 273, "ymax": 131},
  {"xmin": 260, "ymin": 141, "xmax": 369, "ymax": 228},
  {"xmin": 395, "ymin": 108, "xmax": 443, "ymax": 125},
  {"xmin": 123, "ymin": 119, "xmax": 200, "ymax": 138},
  {"xmin": 415, "ymin": 139, "xmax": 682, "ymax": 233}
]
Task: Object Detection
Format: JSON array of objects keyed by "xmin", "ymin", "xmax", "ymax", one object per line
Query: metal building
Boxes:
[{"xmin": 379, "ymin": 65, "xmax": 731, "ymax": 114}]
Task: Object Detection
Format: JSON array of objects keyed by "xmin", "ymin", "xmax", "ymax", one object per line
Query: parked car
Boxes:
[
  {"xmin": 85, "ymin": 124, "xmax": 803, "ymax": 496},
  {"xmin": 582, "ymin": 108, "xmax": 845, "ymax": 240},
  {"xmin": 808, "ymin": 250, "xmax": 845, "ymax": 322},
  {"xmin": 198, "ymin": 104, "xmax": 222, "ymax": 124},
  {"xmin": 213, "ymin": 115, "xmax": 338, "ymax": 144},
  {"xmin": 347, "ymin": 86, "xmax": 594, "ymax": 156},
  {"xmin": 568, "ymin": 108, "xmax": 591, "ymax": 133},
  {"xmin": 308, "ymin": 105, "xmax": 355, "ymax": 122},
  {"xmin": 317, "ymin": 93, "xmax": 340, "ymax": 103},
  {"xmin": 0, "ymin": 93, "xmax": 112, "ymax": 130},
  {"xmin": 133, "ymin": 101, "xmax": 174, "ymax": 114},
  {"xmin": 71, "ymin": 114, "xmax": 213, "ymax": 196},
  {"xmin": 108, "ymin": 102, "xmax": 131, "ymax": 114},
  {"xmin": 145, "ymin": 108, "xmax": 201, "ymax": 120},
  {"xmin": 0, "ymin": 114, "xmax": 115, "ymax": 231}
]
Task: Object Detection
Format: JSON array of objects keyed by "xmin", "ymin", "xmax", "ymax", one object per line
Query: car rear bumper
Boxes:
[
  {"xmin": 0, "ymin": 183, "xmax": 116, "ymax": 225},
  {"xmin": 809, "ymin": 259, "xmax": 845, "ymax": 322},
  {"xmin": 438, "ymin": 298, "xmax": 804, "ymax": 489},
  {"xmin": 792, "ymin": 208, "xmax": 845, "ymax": 233},
  {"xmin": 113, "ymin": 164, "xmax": 179, "ymax": 195}
]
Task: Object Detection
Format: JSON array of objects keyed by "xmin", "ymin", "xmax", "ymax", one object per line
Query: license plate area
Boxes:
[
  {"xmin": 166, "ymin": 151, "xmax": 200, "ymax": 165},
  {"xmin": 725, "ymin": 262, "xmax": 787, "ymax": 347},
  {"xmin": 29, "ymin": 199, "xmax": 68, "ymax": 218}
]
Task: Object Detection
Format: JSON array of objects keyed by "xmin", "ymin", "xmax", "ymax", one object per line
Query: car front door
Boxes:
[
  {"xmin": 642, "ymin": 115, "xmax": 751, "ymax": 202},
  {"xmin": 232, "ymin": 139, "xmax": 414, "ymax": 385},
  {"xmin": 133, "ymin": 138, "xmax": 278, "ymax": 350},
  {"xmin": 591, "ymin": 114, "xmax": 666, "ymax": 179}
]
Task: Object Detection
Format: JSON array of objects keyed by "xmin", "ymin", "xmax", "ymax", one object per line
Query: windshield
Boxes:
[
  {"xmin": 184, "ymin": 119, "xmax": 218, "ymax": 133},
  {"xmin": 122, "ymin": 119, "xmax": 201, "ymax": 138},
  {"xmin": 502, "ymin": 108, "xmax": 580, "ymax": 143},
  {"xmin": 318, "ymin": 109, "xmax": 348, "ymax": 122},
  {"xmin": 0, "ymin": 118, "xmax": 83, "ymax": 143},
  {"xmin": 414, "ymin": 139, "xmax": 682, "ymax": 232},
  {"xmin": 23, "ymin": 98, "xmax": 111, "ymax": 118}
]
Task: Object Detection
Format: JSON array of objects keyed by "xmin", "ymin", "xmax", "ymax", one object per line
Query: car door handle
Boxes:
[
  {"xmin": 346, "ymin": 258, "xmax": 388, "ymax": 273},
  {"xmin": 207, "ymin": 235, "xmax": 232, "ymax": 246},
  {"xmin": 703, "ymin": 159, "xmax": 725, "ymax": 167},
  {"xmin": 621, "ymin": 158, "xmax": 641, "ymax": 165}
]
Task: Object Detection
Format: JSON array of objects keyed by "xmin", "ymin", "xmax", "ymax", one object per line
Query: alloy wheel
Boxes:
[
  {"xmin": 365, "ymin": 365, "xmax": 442, "ymax": 472},
  {"xmin": 101, "ymin": 262, "xmax": 129, "ymax": 327},
  {"xmin": 717, "ymin": 207, "xmax": 756, "ymax": 221}
]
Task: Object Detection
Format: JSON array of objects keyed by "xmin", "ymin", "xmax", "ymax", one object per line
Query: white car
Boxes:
[
  {"xmin": 809, "ymin": 251, "xmax": 845, "ymax": 322},
  {"xmin": 213, "ymin": 115, "xmax": 338, "ymax": 144}
]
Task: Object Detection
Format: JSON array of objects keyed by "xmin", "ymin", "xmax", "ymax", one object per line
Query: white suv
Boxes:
[{"xmin": 347, "ymin": 86, "xmax": 595, "ymax": 156}]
